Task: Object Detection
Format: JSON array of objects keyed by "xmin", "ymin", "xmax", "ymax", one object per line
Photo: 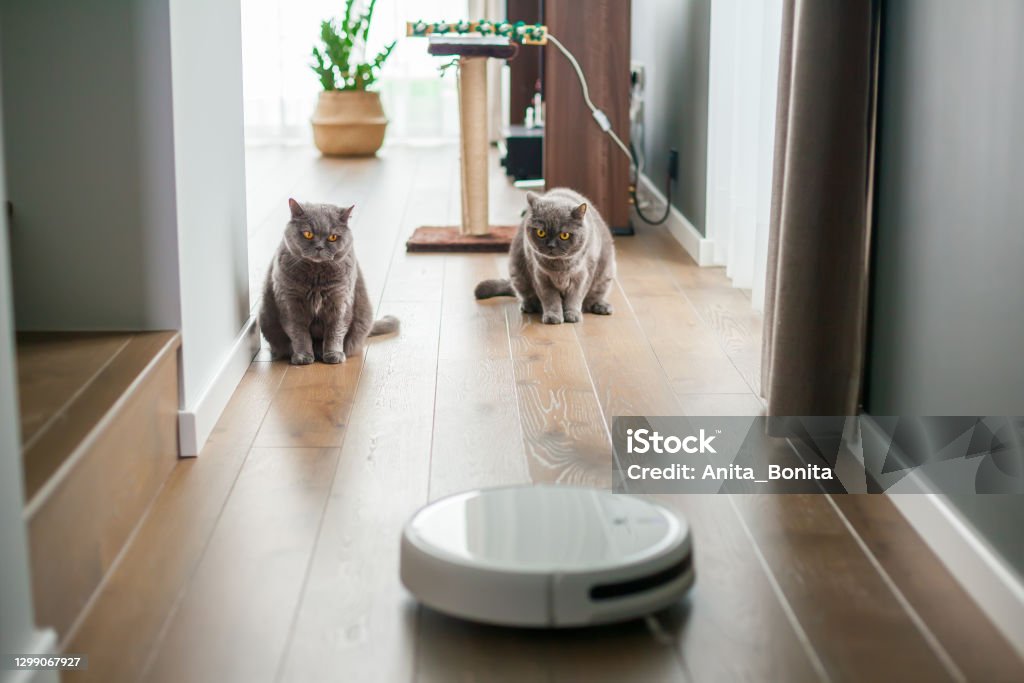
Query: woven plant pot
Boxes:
[{"xmin": 311, "ymin": 90, "xmax": 388, "ymax": 157}]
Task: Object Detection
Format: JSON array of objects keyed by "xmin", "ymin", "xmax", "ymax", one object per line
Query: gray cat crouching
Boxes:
[
  {"xmin": 259, "ymin": 199, "xmax": 399, "ymax": 365},
  {"xmin": 475, "ymin": 188, "xmax": 616, "ymax": 324}
]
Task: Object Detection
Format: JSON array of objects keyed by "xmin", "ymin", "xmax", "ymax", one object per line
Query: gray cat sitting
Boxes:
[
  {"xmin": 259, "ymin": 199, "xmax": 398, "ymax": 364},
  {"xmin": 475, "ymin": 188, "xmax": 615, "ymax": 323}
]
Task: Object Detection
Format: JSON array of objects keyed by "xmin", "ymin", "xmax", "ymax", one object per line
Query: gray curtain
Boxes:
[{"xmin": 762, "ymin": 0, "xmax": 881, "ymax": 416}]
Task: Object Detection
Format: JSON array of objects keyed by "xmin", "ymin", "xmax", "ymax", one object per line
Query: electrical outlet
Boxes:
[{"xmin": 630, "ymin": 61, "xmax": 645, "ymax": 92}]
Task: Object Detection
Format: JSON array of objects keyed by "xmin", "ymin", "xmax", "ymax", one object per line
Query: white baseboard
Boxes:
[
  {"xmin": 888, "ymin": 493, "xmax": 1024, "ymax": 660},
  {"xmin": 633, "ymin": 173, "xmax": 715, "ymax": 266},
  {"xmin": 857, "ymin": 416, "xmax": 1024, "ymax": 657},
  {"xmin": 177, "ymin": 317, "xmax": 259, "ymax": 457}
]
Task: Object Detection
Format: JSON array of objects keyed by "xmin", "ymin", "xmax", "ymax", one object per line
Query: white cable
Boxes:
[
  {"xmin": 546, "ymin": 33, "xmax": 636, "ymax": 172},
  {"xmin": 629, "ymin": 81, "xmax": 647, "ymax": 176}
]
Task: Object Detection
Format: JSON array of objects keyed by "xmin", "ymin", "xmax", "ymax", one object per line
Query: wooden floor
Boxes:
[{"xmin": 64, "ymin": 144, "xmax": 1023, "ymax": 682}]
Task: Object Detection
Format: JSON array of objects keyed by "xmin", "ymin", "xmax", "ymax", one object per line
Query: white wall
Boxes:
[
  {"xmin": 169, "ymin": 0, "xmax": 255, "ymax": 455},
  {"xmin": 1, "ymin": 0, "xmax": 255, "ymax": 456},
  {"xmin": 0, "ymin": 0, "xmax": 181, "ymax": 331},
  {"xmin": 0, "ymin": 70, "xmax": 58, "ymax": 683}
]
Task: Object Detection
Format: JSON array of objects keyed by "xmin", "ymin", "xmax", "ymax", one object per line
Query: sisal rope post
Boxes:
[{"xmin": 457, "ymin": 56, "xmax": 490, "ymax": 235}]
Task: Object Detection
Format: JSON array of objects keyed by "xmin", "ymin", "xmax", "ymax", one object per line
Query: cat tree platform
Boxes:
[
  {"xmin": 405, "ymin": 23, "xmax": 544, "ymax": 253},
  {"xmin": 406, "ymin": 225, "xmax": 517, "ymax": 253}
]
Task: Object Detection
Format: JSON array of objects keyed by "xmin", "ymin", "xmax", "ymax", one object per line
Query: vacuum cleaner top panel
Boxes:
[{"xmin": 404, "ymin": 485, "xmax": 687, "ymax": 574}]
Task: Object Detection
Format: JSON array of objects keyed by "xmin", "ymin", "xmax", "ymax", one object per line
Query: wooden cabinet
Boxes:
[{"xmin": 543, "ymin": 0, "xmax": 632, "ymax": 231}]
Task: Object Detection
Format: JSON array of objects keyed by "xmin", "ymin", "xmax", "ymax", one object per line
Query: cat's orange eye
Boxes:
[
  {"xmin": 535, "ymin": 229, "xmax": 547, "ymax": 238},
  {"xmin": 327, "ymin": 234, "xmax": 339, "ymax": 242},
  {"xmin": 559, "ymin": 232, "xmax": 570, "ymax": 241},
  {"xmin": 302, "ymin": 231, "xmax": 314, "ymax": 240}
]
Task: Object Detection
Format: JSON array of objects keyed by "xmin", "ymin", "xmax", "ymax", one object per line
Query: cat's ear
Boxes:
[
  {"xmin": 571, "ymin": 203, "xmax": 588, "ymax": 220},
  {"xmin": 288, "ymin": 198, "xmax": 305, "ymax": 218},
  {"xmin": 526, "ymin": 192, "xmax": 541, "ymax": 210},
  {"xmin": 338, "ymin": 205, "xmax": 355, "ymax": 222}
]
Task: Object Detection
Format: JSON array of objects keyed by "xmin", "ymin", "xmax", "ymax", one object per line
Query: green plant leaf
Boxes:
[
  {"xmin": 312, "ymin": 1, "xmax": 395, "ymax": 92},
  {"xmin": 362, "ymin": 0, "xmax": 378, "ymax": 41},
  {"xmin": 311, "ymin": 46, "xmax": 336, "ymax": 90}
]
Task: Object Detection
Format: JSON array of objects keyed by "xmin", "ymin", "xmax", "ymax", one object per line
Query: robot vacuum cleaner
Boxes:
[{"xmin": 400, "ymin": 485, "xmax": 694, "ymax": 627}]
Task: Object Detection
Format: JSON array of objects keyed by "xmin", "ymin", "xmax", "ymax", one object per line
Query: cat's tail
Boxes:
[
  {"xmin": 474, "ymin": 278, "xmax": 514, "ymax": 299},
  {"xmin": 370, "ymin": 315, "xmax": 400, "ymax": 336}
]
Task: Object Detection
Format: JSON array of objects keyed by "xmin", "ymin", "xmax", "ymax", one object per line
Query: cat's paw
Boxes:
[
  {"xmin": 589, "ymin": 301, "xmax": 613, "ymax": 315},
  {"xmin": 541, "ymin": 312, "xmax": 564, "ymax": 325},
  {"xmin": 322, "ymin": 350, "xmax": 346, "ymax": 364},
  {"xmin": 563, "ymin": 309, "xmax": 582, "ymax": 323},
  {"xmin": 520, "ymin": 300, "xmax": 541, "ymax": 314},
  {"xmin": 290, "ymin": 352, "xmax": 315, "ymax": 365}
]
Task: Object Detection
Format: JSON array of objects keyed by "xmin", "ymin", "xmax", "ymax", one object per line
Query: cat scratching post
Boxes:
[
  {"xmin": 458, "ymin": 56, "xmax": 490, "ymax": 236},
  {"xmin": 404, "ymin": 21, "xmax": 547, "ymax": 252}
]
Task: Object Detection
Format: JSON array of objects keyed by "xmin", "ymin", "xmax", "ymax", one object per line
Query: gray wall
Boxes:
[
  {"xmin": 866, "ymin": 0, "xmax": 1024, "ymax": 573},
  {"xmin": 630, "ymin": 0, "xmax": 711, "ymax": 232},
  {"xmin": 0, "ymin": 0, "xmax": 181, "ymax": 331}
]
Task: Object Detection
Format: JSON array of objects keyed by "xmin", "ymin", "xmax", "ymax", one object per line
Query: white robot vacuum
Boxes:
[{"xmin": 400, "ymin": 485, "xmax": 694, "ymax": 627}]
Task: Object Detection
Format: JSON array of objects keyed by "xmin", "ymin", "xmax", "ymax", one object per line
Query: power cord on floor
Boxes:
[
  {"xmin": 632, "ymin": 144, "xmax": 675, "ymax": 225},
  {"xmin": 546, "ymin": 32, "xmax": 673, "ymax": 226}
]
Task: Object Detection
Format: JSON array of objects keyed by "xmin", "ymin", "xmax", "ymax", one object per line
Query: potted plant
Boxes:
[{"xmin": 310, "ymin": 0, "xmax": 396, "ymax": 156}]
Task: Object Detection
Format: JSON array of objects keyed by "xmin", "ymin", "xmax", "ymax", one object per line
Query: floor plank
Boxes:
[
  {"xmin": 277, "ymin": 301, "xmax": 440, "ymax": 683},
  {"xmin": 341, "ymin": 145, "xmax": 425, "ymax": 306},
  {"xmin": 625, "ymin": 228, "xmax": 763, "ymax": 395},
  {"xmin": 252, "ymin": 360, "xmax": 363, "ymax": 448},
  {"xmin": 506, "ymin": 303, "xmax": 612, "ymax": 487},
  {"xmin": 277, "ymin": 147, "xmax": 452, "ymax": 681},
  {"xmin": 670, "ymin": 495, "xmax": 832, "ymax": 682},
  {"xmin": 574, "ymin": 284, "xmax": 682, "ymax": 421},
  {"xmin": 416, "ymin": 611, "xmax": 552, "ymax": 683},
  {"xmin": 576, "ymin": 269, "xmax": 821, "ymax": 682},
  {"xmin": 557, "ymin": 286, "xmax": 690, "ymax": 680},
  {"xmin": 144, "ymin": 446, "xmax": 340, "ymax": 683},
  {"xmin": 615, "ymin": 238, "xmax": 753, "ymax": 398},
  {"xmin": 676, "ymin": 393, "xmax": 765, "ymax": 416},
  {"xmin": 629, "ymin": 227, "xmax": 729, "ymax": 291},
  {"xmin": 377, "ymin": 148, "xmax": 449, "ymax": 305},
  {"xmin": 834, "ymin": 495, "xmax": 1024, "ymax": 682},
  {"xmin": 731, "ymin": 492, "xmax": 961, "ymax": 681},
  {"xmin": 429, "ymin": 254, "xmax": 528, "ymax": 499},
  {"xmin": 64, "ymin": 363, "xmax": 287, "ymax": 683},
  {"xmin": 412, "ymin": 159, "xmax": 550, "ymax": 683},
  {"xmin": 682, "ymin": 287, "xmax": 763, "ymax": 395}
]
